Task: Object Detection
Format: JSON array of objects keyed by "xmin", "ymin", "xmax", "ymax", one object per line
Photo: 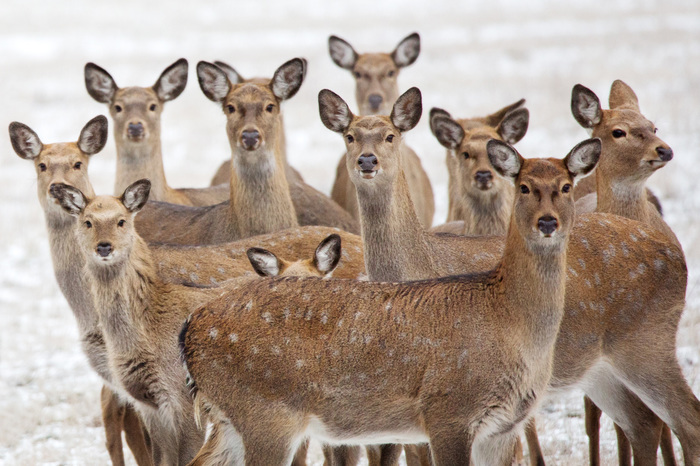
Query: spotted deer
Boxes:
[
  {"xmin": 429, "ymin": 100, "xmax": 529, "ymax": 235},
  {"xmin": 180, "ymin": 137, "xmax": 600, "ymax": 466},
  {"xmin": 570, "ymin": 79, "xmax": 678, "ymax": 466},
  {"xmin": 84, "ymin": 59, "xmax": 228, "ymax": 206},
  {"xmin": 328, "ymin": 32, "xmax": 435, "ymax": 228}
]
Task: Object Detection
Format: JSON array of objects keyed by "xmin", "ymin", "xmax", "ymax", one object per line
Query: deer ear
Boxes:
[
  {"xmin": 85, "ymin": 62, "xmax": 118, "ymax": 103},
  {"xmin": 121, "ymin": 179, "xmax": 151, "ymax": 213},
  {"xmin": 609, "ymin": 79, "xmax": 640, "ymax": 112},
  {"xmin": 313, "ymin": 234, "xmax": 342, "ymax": 275},
  {"xmin": 197, "ymin": 61, "xmax": 231, "ymax": 103},
  {"xmin": 271, "ymin": 58, "xmax": 305, "ymax": 101},
  {"xmin": 213, "ymin": 61, "xmax": 244, "ymax": 84},
  {"xmin": 9, "ymin": 122, "xmax": 43, "ymax": 160},
  {"xmin": 78, "ymin": 115, "xmax": 109, "ymax": 155},
  {"xmin": 487, "ymin": 139, "xmax": 523, "ymax": 180},
  {"xmin": 49, "ymin": 183, "xmax": 88, "ymax": 216},
  {"xmin": 429, "ymin": 107, "xmax": 451, "ymax": 130},
  {"xmin": 565, "ymin": 138, "xmax": 601, "ymax": 182},
  {"xmin": 431, "ymin": 115, "xmax": 464, "ymax": 150},
  {"xmin": 328, "ymin": 35, "xmax": 358, "ymax": 70},
  {"xmin": 391, "ymin": 32, "xmax": 420, "ymax": 68},
  {"xmin": 246, "ymin": 247, "xmax": 281, "ymax": 277},
  {"xmin": 571, "ymin": 84, "xmax": 602, "ymax": 129},
  {"xmin": 391, "ymin": 87, "xmax": 422, "ymax": 132},
  {"xmin": 154, "ymin": 58, "xmax": 188, "ymax": 102},
  {"xmin": 318, "ymin": 89, "xmax": 354, "ymax": 133},
  {"xmin": 497, "ymin": 108, "xmax": 529, "ymax": 144}
]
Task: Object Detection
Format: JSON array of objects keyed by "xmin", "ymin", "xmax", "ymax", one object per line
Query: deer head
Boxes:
[{"xmin": 246, "ymin": 234, "xmax": 342, "ymax": 278}]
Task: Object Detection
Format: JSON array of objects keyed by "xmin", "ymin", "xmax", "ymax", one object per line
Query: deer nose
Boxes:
[
  {"xmin": 537, "ymin": 216, "xmax": 558, "ymax": 236},
  {"xmin": 357, "ymin": 154, "xmax": 378, "ymax": 171},
  {"xmin": 127, "ymin": 122, "xmax": 144, "ymax": 139},
  {"xmin": 96, "ymin": 242, "xmax": 113, "ymax": 258},
  {"xmin": 474, "ymin": 170, "xmax": 493, "ymax": 185},
  {"xmin": 241, "ymin": 130, "xmax": 260, "ymax": 150},
  {"xmin": 368, "ymin": 94, "xmax": 383, "ymax": 111},
  {"xmin": 656, "ymin": 146, "xmax": 673, "ymax": 162}
]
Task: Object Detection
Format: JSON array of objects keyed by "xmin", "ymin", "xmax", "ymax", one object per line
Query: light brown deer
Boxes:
[
  {"xmin": 328, "ymin": 32, "xmax": 435, "ymax": 228},
  {"xmin": 84, "ymin": 59, "xmax": 228, "ymax": 206},
  {"xmin": 180, "ymin": 137, "xmax": 600, "ymax": 466},
  {"xmin": 428, "ymin": 100, "xmax": 529, "ymax": 235},
  {"xmin": 571, "ymin": 79, "xmax": 678, "ymax": 466}
]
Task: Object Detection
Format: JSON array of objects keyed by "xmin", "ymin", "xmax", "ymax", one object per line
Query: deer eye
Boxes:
[
  {"xmin": 85, "ymin": 220, "xmax": 92, "ymax": 229},
  {"xmin": 227, "ymin": 105, "xmax": 235, "ymax": 114},
  {"xmin": 520, "ymin": 185, "xmax": 530, "ymax": 194},
  {"xmin": 266, "ymin": 104, "xmax": 274, "ymax": 113},
  {"xmin": 386, "ymin": 134, "xmax": 394, "ymax": 143},
  {"xmin": 346, "ymin": 134, "xmax": 354, "ymax": 143},
  {"xmin": 653, "ymin": 128, "xmax": 658, "ymax": 134},
  {"xmin": 612, "ymin": 129, "xmax": 626, "ymax": 138},
  {"xmin": 562, "ymin": 184, "xmax": 572, "ymax": 193},
  {"xmin": 118, "ymin": 219, "xmax": 125, "ymax": 227},
  {"xmin": 353, "ymin": 71, "xmax": 361, "ymax": 79},
  {"xmin": 73, "ymin": 162, "xmax": 82, "ymax": 170},
  {"xmin": 462, "ymin": 152, "xmax": 470, "ymax": 159},
  {"xmin": 387, "ymin": 70, "xmax": 395, "ymax": 78},
  {"xmin": 114, "ymin": 105, "xmax": 122, "ymax": 113},
  {"xmin": 38, "ymin": 163, "xmax": 47, "ymax": 172},
  {"xmin": 149, "ymin": 104, "xmax": 157, "ymax": 111}
]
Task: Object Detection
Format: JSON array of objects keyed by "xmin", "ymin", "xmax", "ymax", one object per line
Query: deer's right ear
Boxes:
[
  {"xmin": 391, "ymin": 32, "xmax": 420, "ymax": 68},
  {"xmin": 9, "ymin": 122, "xmax": 43, "ymax": 160},
  {"xmin": 313, "ymin": 234, "xmax": 342, "ymax": 276},
  {"xmin": 564, "ymin": 138, "xmax": 601, "ymax": 182},
  {"xmin": 497, "ymin": 108, "xmax": 529, "ymax": 145},
  {"xmin": 246, "ymin": 247, "xmax": 281, "ymax": 277},
  {"xmin": 487, "ymin": 139, "xmax": 523, "ymax": 180},
  {"xmin": 213, "ymin": 61, "xmax": 244, "ymax": 84},
  {"xmin": 78, "ymin": 115, "xmax": 109, "ymax": 155},
  {"xmin": 328, "ymin": 35, "xmax": 358, "ymax": 70},
  {"xmin": 121, "ymin": 179, "xmax": 151, "ymax": 213},
  {"xmin": 197, "ymin": 61, "xmax": 231, "ymax": 104},
  {"xmin": 319, "ymin": 89, "xmax": 353, "ymax": 133},
  {"xmin": 571, "ymin": 84, "xmax": 602, "ymax": 129},
  {"xmin": 154, "ymin": 58, "xmax": 188, "ymax": 102},
  {"xmin": 85, "ymin": 63, "xmax": 118, "ymax": 103},
  {"xmin": 431, "ymin": 115, "xmax": 464, "ymax": 150},
  {"xmin": 49, "ymin": 183, "xmax": 88, "ymax": 216},
  {"xmin": 391, "ymin": 87, "xmax": 422, "ymax": 132}
]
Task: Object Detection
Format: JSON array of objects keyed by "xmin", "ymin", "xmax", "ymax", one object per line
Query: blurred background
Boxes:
[{"xmin": 0, "ymin": 0, "xmax": 698, "ymax": 463}]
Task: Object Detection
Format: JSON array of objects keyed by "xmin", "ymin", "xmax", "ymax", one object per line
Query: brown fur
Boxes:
[
  {"xmin": 328, "ymin": 33, "xmax": 435, "ymax": 229},
  {"xmin": 84, "ymin": 59, "xmax": 229, "ymax": 206}
]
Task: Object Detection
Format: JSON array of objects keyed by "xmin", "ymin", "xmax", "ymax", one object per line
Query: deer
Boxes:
[
  {"xmin": 132, "ymin": 58, "xmax": 359, "ymax": 246},
  {"xmin": 570, "ymin": 79, "xmax": 678, "ymax": 466},
  {"xmin": 179, "ymin": 135, "xmax": 601, "ymax": 466},
  {"xmin": 428, "ymin": 100, "xmax": 529, "ymax": 235},
  {"xmin": 327, "ymin": 32, "xmax": 435, "ymax": 228},
  {"xmin": 84, "ymin": 59, "xmax": 228, "ymax": 206},
  {"xmin": 319, "ymin": 88, "xmax": 700, "ymax": 465}
]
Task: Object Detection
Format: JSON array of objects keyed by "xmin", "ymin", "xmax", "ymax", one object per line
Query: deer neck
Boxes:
[
  {"xmin": 461, "ymin": 188, "xmax": 513, "ymax": 236},
  {"xmin": 115, "ymin": 133, "xmax": 171, "ymax": 201},
  {"xmin": 227, "ymin": 135, "xmax": 298, "ymax": 237},
  {"xmin": 356, "ymin": 169, "xmax": 437, "ymax": 281}
]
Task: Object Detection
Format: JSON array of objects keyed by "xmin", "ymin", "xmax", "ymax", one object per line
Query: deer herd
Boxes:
[{"xmin": 9, "ymin": 32, "xmax": 699, "ymax": 466}]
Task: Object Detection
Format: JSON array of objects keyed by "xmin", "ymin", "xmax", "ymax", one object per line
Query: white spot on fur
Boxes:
[
  {"xmin": 245, "ymin": 300, "xmax": 253, "ymax": 311},
  {"xmin": 568, "ymin": 266, "xmax": 578, "ymax": 277},
  {"xmin": 283, "ymin": 307, "xmax": 290, "ymax": 320},
  {"xmin": 630, "ymin": 233, "xmax": 638, "ymax": 242},
  {"xmin": 262, "ymin": 312, "xmax": 273, "ymax": 323},
  {"xmin": 229, "ymin": 333, "xmax": 238, "ymax": 343},
  {"xmin": 320, "ymin": 311, "xmax": 329, "ymax": 325},
  {"xmin": 251, "ymin": 346, "xmax": 259, "ymax": 355},
  {"xmin": 578, "ymin": 258, "xmax": 586, "ymax": 269},
  {"xmin": 385, "ymin": 301, "xmax": 392, "ymax": 311},
  {"xmin": 296, "ymin": 359, "xmax": 305, "ymax": 369},
  {"xmin": 209, "ymin": 328, "xmax": 218, "ymax": 339}
]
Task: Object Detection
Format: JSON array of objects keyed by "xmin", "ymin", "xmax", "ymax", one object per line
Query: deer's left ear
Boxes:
[
  {"xmin": 121, "ymin": 179, "xmax": 151, "ymax": 213},
  {"xmin": 564, "ymin": 138, "xmax": 601, "ymax": 183},
  {"xmin": 487, "ymin": 139, "xmax": 523, "ymax": 180},
  {"xmin": 154, "ymin": 58, "xmax": 188, "ymax": 102}
]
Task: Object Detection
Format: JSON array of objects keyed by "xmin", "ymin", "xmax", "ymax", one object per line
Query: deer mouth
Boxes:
[
  {"xmin": 647, "ymin": 159, "xmax": 668, "ymax": 170},
  {"xmin": 360, "ymin": 169, "xmax": 377, "ymax": 179}
]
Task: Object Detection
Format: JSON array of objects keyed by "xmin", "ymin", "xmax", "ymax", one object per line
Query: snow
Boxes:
[{"xmin": 1, "ymin": 0, "xmax": 699, "ymax": 464}]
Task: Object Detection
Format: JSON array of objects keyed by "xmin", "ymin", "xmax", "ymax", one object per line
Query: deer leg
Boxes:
[
  {"xmin": 122, "ymin": 402, "xmax": 154, "ymax": 466},
  {"xmin": 322, "ymin": 444, "xmax": 362, "ymax": 466},
  {"xmin": 188, "ymin": 420, "xmax": 245, "ymax": 466},
  {"xmin": 584, "ymin": 395, "xmax": 602, "ymax": 466},
  {"xmin": 101, "ymin": 385, "xmax": 126, "ymax": 466},
  {"xmin": 291, "ymin": 438, "xmax": 309, "ymax": 466},
  {"xmin": 612, "ymin": 423, "xmax": 631, "ymax": 466},
  {"xmin": 523, "ymin": 418, "xmax": 545, "ymax": 466},
  {"xmin": 369, "ymin": 444, "xmax": 402, "ymax": 466},
  {"xmin": 659, "ymin": 424, "xmax": 677, "ymax": 466},
  {"xmin": 472, "ymin": 429, "xmax": 520, "ymax": 466},
  {"xmin": 428, "ymin": 431, "xmax": 473, "ymax": 466},
  {"xmin": 404, "ymin": 444, "xmax": 432, "ymax": 466}
]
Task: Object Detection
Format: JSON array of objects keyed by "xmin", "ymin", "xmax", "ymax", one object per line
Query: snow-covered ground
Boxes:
[{"xmin": 1, "ymin": 0, "xmax": 699, "ymax": 464}]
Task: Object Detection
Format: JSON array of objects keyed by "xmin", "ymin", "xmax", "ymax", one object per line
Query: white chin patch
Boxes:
[{"xmin": 361, "ymin": 171, "xmax": 377, "ymax": 179}]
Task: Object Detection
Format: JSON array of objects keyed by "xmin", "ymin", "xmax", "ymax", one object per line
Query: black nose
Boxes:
[
  {"xmin": 96, "ymin": 242, "xmax": 113, "ymax": 257},
  {"xmin": 368, "ymin": 94, "xmax": 383, "ymax": 110},
  {"xmin": 538, "ymin": 216, "xmax": 558, "ymax": 236},
  {"xmin": 474, "ymin": 171, "xmax": 493, "ymax": 184},
  {"xmin": 357, "ymin": 154, "xmax": 378, "ymax": 171},
  {"xmin": 127, "ymin": 123, "xmax": 144, "ymax": 138},
  {"xmin": 656, "ymin": 147, "xmax": 673, "ymax": 162},
  {"xmin": 241, "ymin": 130, "xmax": 260, "ymax": 149}
]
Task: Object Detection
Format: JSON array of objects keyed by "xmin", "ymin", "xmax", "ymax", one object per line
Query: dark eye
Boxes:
[
  {"xmin": 386, "ymin": 134, "xmax": 394, "ymax": 143},
  {"xmin": 85, "ymin": 220, "xmax": 92, "ymax": 229},
  {"xmin": 462, "ymin": 152, "xmax": 469, "ymax": 159},
  {"xmin": 612, "ymin": 129, "xmax": 626, "ymax": 138},
  {"xmin": 266, "ymin": 104, "xmax": 274, "ymax": 113},
  {"xmin": 73, "ymin": 162, "xmax": 82, "ymax": 170},
  {"xmin": 38, "ymin": 163, "xmax": 47, "ymax": 172},
  {"xmin": 118, "ymin": 219, "xmax": 125, "ymax": 227},
  {"xmin": 387, "ymin": 70, "xmax": 395, "ymax": 78},
  {"xmin": 227, "ymin": 105, "xmax": 235, "ymax": 114},
  {"xmin": 520, "ymin": 185, "xmax": 530, "ymax": 194},
  {"xmin": 346, "ymin": 134, "xmax": 354, "ymax": 143},
  {"xmin": 149, "ymin": 104, "xmax": 157, "ymax": 111},
  {"xmin": 114, "ymin": 105, "xmax": 122, "ymax": 113},
  {"xmin": 653, "ymin": 128, "xmax": 658, "ymax": 134},
  {"xmin": 562, "ymin": 184, "xmax": 572, "ymax": 193},
  {"xmin": 353, "ymin": 71, "xmax": 361, "ymax": 79}
]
